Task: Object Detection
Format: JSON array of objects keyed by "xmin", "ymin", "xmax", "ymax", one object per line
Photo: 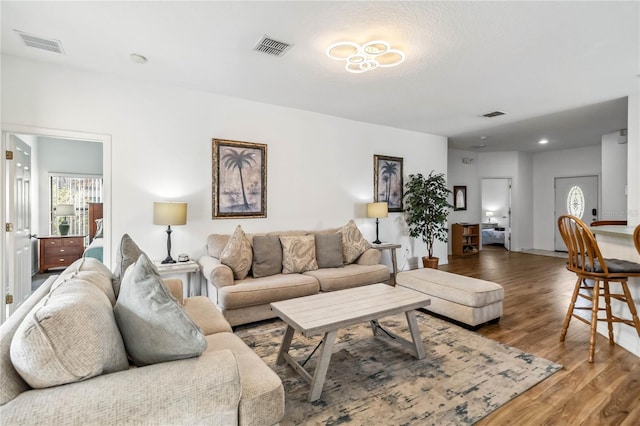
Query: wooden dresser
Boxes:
[{"xmin": 38, "ymin": 235, "xmax": 85, "ymax": 273}]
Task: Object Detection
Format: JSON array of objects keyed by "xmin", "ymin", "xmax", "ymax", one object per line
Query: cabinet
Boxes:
[
  {"xmin": 452, "ymin": 223, "xmax": 480, "ymax": 256},
  {"xmin": 38, "ymin": 236, "xmax": 85, "ymax": 273}
]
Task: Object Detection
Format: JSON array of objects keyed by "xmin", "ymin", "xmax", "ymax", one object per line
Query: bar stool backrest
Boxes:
[
  {"xmin": 558, "ymin": 215, "xmax": 610, "ymax": 277},
  {"xmin": 634, "ymin": 224, "xmax": 640, "ymax": 256}
]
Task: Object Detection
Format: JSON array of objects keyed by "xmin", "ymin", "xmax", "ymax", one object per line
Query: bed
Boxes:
[
  {"xmin": 83, "ymin": 202, "xmax": 104, "ymax": 262},
  {"xmin": 482, "ymin": 227, "xmax": 506, "ymax": 246}
]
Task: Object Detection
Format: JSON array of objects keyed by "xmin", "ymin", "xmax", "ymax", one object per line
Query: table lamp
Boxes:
[
  {"xmin": 486, "ymin": 211, "xmax": 494, "ymax": 223},
  {"xmin": 153, "ymin": 202, "xmax": 187, "ymax": 264},
  {"xmin": 56, "ymin": 204, "xmax": 75, "ymax": 236},
  {"xmin": 367, "ymin": 202, "xmax": 388, "ymax": 244}
]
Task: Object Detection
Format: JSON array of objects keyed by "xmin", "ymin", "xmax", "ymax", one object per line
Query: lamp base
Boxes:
[
  {"xmin": 59, "ymin": 222, "xmax": 70, "ymax": 236},
  {"xmin": 161, "ymin": 256, "xmax": 176, "ymax": 264},
  {"xmin": 372, "ymin": 238, "xmax": 382, "ymax": 244}
]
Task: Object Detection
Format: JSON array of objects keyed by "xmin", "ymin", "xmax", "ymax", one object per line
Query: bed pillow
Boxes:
[
  {"xmin": 340, "ymin": 220, "xmax": 372, "ymax": 264},
  {"xmin": 113, "ymin": 234, "xmax": 145, "ymax": 297},
  {"xmin": 220, "ymin": 225, "xmax": 252, "ymax": 280},
  {"xmin": 315, "ymin": 233, "xmax": 344, "ymax": 268},
  {"xmin": 252, "ymin": 235, "xmax": 282, "ymax": 278},
  {"xmin": 94, "ymin": 218, "xmax": 104, "ymax": 239},
  {"xmin": 114, "ymin": 254, "xmax": 207, "ymax": 366},
  {"xmin": 280, "ymin": 235, "xmax": 318, "ymax": 274}
]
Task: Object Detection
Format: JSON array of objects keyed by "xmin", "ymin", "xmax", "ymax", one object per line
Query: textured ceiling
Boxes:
[{"xmin": 1, "ymin": 1, "xmax": 638, "ymax": 152}]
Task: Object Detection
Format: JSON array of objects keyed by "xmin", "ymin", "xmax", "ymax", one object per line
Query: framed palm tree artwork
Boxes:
[
  {"xmin": 212, "ymin": 139, "xmax": 267, "ymax": 219},
  {"xmin": 373, "ymin": 154, "xmax": 403, "ymax": 212}
]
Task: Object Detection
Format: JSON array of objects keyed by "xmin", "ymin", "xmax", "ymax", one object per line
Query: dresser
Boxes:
[{"xmin": 38, "ymin": 235, "xmax": 85, "ymax": 273}]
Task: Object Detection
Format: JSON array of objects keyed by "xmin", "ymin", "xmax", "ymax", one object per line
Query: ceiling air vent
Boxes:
[
  {"xmin": 15, "ymin": 30, "xmax": 64, "ymax": 54},
  {"xmin": 253, "ymin": 35, "xmax": 292, "ymax": 57},
  {"xmin": 481, "ymin": 111, "xmax": 506, "ymax": 118}
]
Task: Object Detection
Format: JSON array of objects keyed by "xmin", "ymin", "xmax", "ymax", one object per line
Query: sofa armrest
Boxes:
[
  {"xmin": 1, "ymin": 349, "xmax": 241, "ymax": 425},
  {"xmin": 164, "ymin": 278, "xmax": 184, "ymax": 305},
  {"xmin": 198, "ymin": 256, "xmax": 234, "ymax": 289},
  {"xmin": 356, "ymin": 248, "xmax": 382, "ymax": 265}
]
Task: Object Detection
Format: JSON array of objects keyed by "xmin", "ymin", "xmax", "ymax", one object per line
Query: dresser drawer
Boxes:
[
  {"xmin": 63, "ymin": 237, "xmax": 84, "ymax": 247},
  {"xmin": 38, "ymin": 236, "xmax": 86, "ymax": 273},
  {"xmin": 43, "ymin": 255, "xmax": 80, "ymax": 267}
]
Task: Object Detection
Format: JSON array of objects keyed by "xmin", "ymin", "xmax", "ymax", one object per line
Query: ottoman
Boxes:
[{"xmin": 396, "ymin": 268, "xmax": 504, "ymax": 328}]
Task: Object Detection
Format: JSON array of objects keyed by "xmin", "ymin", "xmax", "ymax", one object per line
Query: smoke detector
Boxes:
[
  {"xmin": 253, "ymin": 35, "xmax": 292, "ymax": 57},
  {"xmin": 14, "ymin": 30, "xmax": 64, "ymax": 54}
]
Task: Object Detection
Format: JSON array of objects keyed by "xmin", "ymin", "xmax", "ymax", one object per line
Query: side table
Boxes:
[
  {"xmin": 371, "ymin": 242, "xmax": 401, "ymax": 285},
  {"xmin": 154, "ymin": 260, "xmax": 201, "ymax": 297}
]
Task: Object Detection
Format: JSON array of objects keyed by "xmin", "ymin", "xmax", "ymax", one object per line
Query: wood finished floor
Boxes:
[{"xmin": 439, "ymin": 246, "xmax": 640, "ymax": 425}]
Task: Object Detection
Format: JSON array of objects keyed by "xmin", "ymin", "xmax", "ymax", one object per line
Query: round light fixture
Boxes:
[
  {"xmin": 327, "ymin": 40, "xmax": 404, "ymax": 74},
  {"xmin": 539, "ymin": 139, "xmax": 549, "ymax": 144},
  {"xmin": 130, "ymin": 53, "xmax": 148, "ymax": 64}
]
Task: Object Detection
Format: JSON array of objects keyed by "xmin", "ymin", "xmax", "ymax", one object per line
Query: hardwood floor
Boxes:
[{"xmin": 439, "ymin": 246, "xmax": 640, "ymax": 425}]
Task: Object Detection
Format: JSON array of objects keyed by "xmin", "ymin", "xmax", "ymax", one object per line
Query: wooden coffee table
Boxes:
[{"xmin": 270, "ymin": 283, "xmax": 430, "ymax": 402}]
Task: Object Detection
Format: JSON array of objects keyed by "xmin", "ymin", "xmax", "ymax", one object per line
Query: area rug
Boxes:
[{"xmin": 235, "ymin": 311, "xmax": 562, "ymax": 425}]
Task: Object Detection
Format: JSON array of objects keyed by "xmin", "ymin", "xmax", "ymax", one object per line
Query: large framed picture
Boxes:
[
  {"xmin": 373, "ymin": 155, "xmax": 403, "ymax": 212},
  {"xmin": 212, "ymin": 139, "xmax": 267, "ymax": 219},
  {"xmin": 453, "ymin": 185, "xmax": 467, "ymax": 211}
]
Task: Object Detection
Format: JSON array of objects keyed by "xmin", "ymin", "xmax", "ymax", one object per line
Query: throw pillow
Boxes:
[
  {"xmin": 340, "ymin": 219, "xmax": 372, "ymax": 264},
  {"xmin": 113, "ymin": 234, "xmax": 145, "ymax": 297},
  {"xmin": 252, "ymin": 235, "xmax": 282, "ymax": 278},
  {"xmin": 280, "ymin": 235, "xmax": 319, "ymax": 274},
  {"xmin": 220, "ymin": 225, "xmax": 252, "ymax": 280},
  {"xmin": 315, "ymin": 233, "xmax": 344, "ymax": 268},
  {"xmin": 113, "ymin": 254, "xmax": 207, "ymax": 366},
  {"xmin": 10, "ymin": 277, "xmax": 129, "ymax": 388},
  {"xmin": 56, "ymin": 257, "xmax": 116, "ymax": 305},
  {"xmin": 94, "ymin": 218, "xmax": 104, "ymax": 239}
]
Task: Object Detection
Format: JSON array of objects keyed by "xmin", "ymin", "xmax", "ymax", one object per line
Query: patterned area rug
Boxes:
[{"xmin": 235, "ymin": 312, "xmax": 562, "ymax": 425}]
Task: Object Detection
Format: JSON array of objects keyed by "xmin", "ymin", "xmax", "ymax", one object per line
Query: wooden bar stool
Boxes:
[
  {"xmin": 557, "ymin": 215, "xmax": 640, "ymax": 362},
  {"xmin": 634, "ymin": 224, "xmax": 640, "ymax": 255}
]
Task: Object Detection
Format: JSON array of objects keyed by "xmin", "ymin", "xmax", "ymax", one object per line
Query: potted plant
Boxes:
[{"xmin": 403, "ymin": 171, "xmax": 452, "ymax": 269}]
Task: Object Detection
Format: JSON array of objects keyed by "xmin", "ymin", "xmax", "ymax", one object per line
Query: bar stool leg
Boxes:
[
  {"xmin": 620, "ymin": 281, "xmax": 640, "ymax": 337},
  {"xmin": 561, "ymin": 276, "xmax": 583, "ymax": 342},
  {"xmin": 588, "ymin": 280, "xmax": 600, "ymax": 363},
  {"xmin": 603, "ymin": 281, "xmax": 615, "ymax": 345}
]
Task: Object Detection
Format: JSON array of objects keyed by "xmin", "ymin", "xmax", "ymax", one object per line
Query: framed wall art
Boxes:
[
  {"xmin": 453, "ymin": 185, "xmax": 467, "ymax": 211},
  {"xmin": 373, "ymin": 155, "xmax": 403, "ymax": 212},
  {"xmin": 212, "ymin": 138, "xmax": 267, "ymax": 219}
]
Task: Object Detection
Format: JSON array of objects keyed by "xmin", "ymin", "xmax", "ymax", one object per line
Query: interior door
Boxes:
[
  {"xmin": 554, "ymin": 175, "xmax": 598, "ymax": 251},
  {"xmin": 4, "ymin": 135, "xmax": 32, "ymax": 318}
]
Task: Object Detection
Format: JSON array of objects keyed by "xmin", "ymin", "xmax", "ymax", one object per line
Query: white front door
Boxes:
[
  {"xmin": 4, "ymin": 135, "xmax": 32, "ymax": 319},
  {"xmin": 554, "ymin": 175, "xmax": 598, "ymax": 251}
]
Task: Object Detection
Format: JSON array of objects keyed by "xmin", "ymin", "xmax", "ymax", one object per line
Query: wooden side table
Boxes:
[
  {"xmin": 38, "ymin": 235, "xmax": 85, "ymax": 273},
  {"xmin": 154, "ymin": 260, "xmax": 201, "ymax": 297},
  {"xmin": 371, "ymin": 242, "xmax": 401, "ymax": 285}
]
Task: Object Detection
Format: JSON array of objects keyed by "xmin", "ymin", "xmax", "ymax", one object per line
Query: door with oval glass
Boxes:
[{"xmin": 554, "ymin": 175, "xmax": 598, "ymax": 251}]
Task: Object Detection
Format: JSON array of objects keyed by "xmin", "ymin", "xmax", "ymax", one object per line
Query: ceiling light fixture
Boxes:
[
  {"xmin": 326, "ymin": 40, "xmax": 405, "ymax": 74},
  {"xmin": 539, "ymin": 139, "xmax": 549, "ymax": 144}
]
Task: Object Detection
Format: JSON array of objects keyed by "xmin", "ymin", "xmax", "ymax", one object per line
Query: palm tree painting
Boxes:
[
  {"xmin": 213, "ymin": 139, "xmax": 267, "ymax": 218},
  {"xmin": 374, "ymin": 155, "xmax": 403, "ymax": 212}
]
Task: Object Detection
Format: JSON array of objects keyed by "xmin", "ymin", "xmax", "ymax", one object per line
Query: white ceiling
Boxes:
[{"xmin": 2, "ymin": 1, "xmax": 638, "ymax": 152}]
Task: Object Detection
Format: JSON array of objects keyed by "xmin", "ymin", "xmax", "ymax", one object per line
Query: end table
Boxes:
[
  {"xmin": 371, "ymin": 242, "xmax": 401, "ymax": 285},
  {"xmin": 154, "ymin": 259, "xmax": 202, "ymax": 297}
]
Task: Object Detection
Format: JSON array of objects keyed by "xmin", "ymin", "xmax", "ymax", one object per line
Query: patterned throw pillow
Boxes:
[
  {"xmin": 280, "ymin": 235, "xmax": 319, "ymax": 274},
  {"xmin": 220, "ymin": 225, "xmax": 253, "ymax": 280},
  {"xmin": 340, "ymin": 220, "xmax": 372, "ymax": 264},
  {"xmin": 114, "ymin": 254, "xmax": 207, "ymax": 366}
]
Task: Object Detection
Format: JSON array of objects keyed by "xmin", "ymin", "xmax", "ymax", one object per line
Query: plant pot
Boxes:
[{"xmin": 422, "ymin": 256, "xmax": 439, "ymax": 269}]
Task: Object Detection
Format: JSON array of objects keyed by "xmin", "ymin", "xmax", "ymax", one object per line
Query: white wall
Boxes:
[
  {"xmin": 628, "ymin": 93, "xmax": 640, "ymax": 226},
  {"xmin": 1, "ymin": 55, "xmax": 448, "ymax": 269},
  {"xmin": 601, "ymin": 131, "xmax": 628, "ymax": 220},
  {"xmin": 447, "ymin": 149, "xmax": 480, "ymax": 253},
  {"xmin": 532, "ymin": 145, "xmax": 601, "ymax": 250},
  {"xmin": 36, "ymin": 137, "xmax": 103, "ymax": 234}
]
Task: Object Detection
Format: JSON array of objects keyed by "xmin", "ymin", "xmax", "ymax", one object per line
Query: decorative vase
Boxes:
[
  {"xmin": 422, "ymin": 256, "xmax": 439, "ymax": 269},
  {"xmin": 59, "ymin": 221, "xmax": 70, "ymax": 236}
]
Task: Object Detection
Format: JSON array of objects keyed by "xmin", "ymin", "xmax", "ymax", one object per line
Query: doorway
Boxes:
[
  {"xmin": 554, "ymin": 175, "xmax": 598, "ymax": 251},
  {"xmin": 481, "ymin": 178, "xmax": 512, "ymax": 251},
  {"xmin": 1, "ymin": 125, "xmax": 111, "ymax": 322}
]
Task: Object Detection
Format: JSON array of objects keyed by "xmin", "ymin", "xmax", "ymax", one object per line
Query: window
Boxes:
[
  {"xmin": 566, "ymin": 186, "xmax": 585, "ymax": 219},
  {"xmin": 50, "ymin": 175, "xmax": 103, "ymax": 237}
]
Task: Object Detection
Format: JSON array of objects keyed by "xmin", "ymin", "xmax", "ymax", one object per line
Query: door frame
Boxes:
[
  {"xmin": 480, "ymin": 177, "xmax": 513, "ymax": 251},
  {"xmin": 1, "ymin": 124, "xmax": 112, "ymax": 322}
]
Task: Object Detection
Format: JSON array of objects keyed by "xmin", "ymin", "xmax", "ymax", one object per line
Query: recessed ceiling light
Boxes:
[
  {"xmin": 480, "ymin": 136, "xmax": 487, "ymax": 140},
  {"xmin": 539, "ymin": 139, "xmax": 549, "ymax": 144},
  {"xmin": 130, "ymin": 53, "xmax": 147, "ymax": 64}
]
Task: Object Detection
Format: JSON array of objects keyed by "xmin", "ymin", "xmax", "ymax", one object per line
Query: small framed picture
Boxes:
[
  {"xmin": 212, "ymin": 139, "xmax": 267, "ymax": 219},
  {"xmin": 453, "ymin": 186, "xmax": 467, "ymax": 211},
  {"xmin": 373, "ymin": 155, "xmax": 403, "ymax": 212}
]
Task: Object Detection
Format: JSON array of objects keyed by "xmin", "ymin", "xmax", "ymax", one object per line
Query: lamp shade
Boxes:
[
  {"xmin": 153, "ymin": 202, "xmax": 187, "ymax": 226},
  {"xmin": 485, "ymin": 211, "xmax": 494, "ymax": 218},
  {"xmin": 56, "ymin": 204, "xmax": 75, "ymax": 217},
  {"xmin": 367, "ymin": 202, "xmax": 388, "ymax": 219}
]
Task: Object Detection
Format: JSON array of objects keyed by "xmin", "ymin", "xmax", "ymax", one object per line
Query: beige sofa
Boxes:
[
  {"xmin": 199, "ymin": 224, "xmax": 391, "ymax": 326},
  {"xmin": 0, "ymin": 258, "xmax": 284, "ymax": 425}
]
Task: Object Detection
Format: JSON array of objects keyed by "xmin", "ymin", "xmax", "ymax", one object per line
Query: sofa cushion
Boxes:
[
  {"xmin": 114, "ymin": 254, "xmax": 207, "ymax": 366},
  {"xmin": 304, "ymin": 263, "xmax": 390, "ymax": 292},
  {"xmin": 251, "ymin": 235, "xmax": 282, "ymax": 278},
  {"xmin": 57, "ymin": 257, "xmax": 116, "ymax": 305},
  {"xmin": 10, "ymin": 274, "xmax": 129, "ymax": 389},
  {"xmin": 315, "ymin": 233, "xmax": 344, "ymax": 268},
  {"xmin": 220, "ymin": 225, "xmax": 252, "ymax": 280},
  {"xmin": 280, "ymin": 235, "xmax": 318, "ymax": 274},
  {"xmin": 340, "ymin": 219, "xmax": 372, "ymax": 264},
  {"xmin": 218, "ymin": 274, "xmax": 320, "ymax": 309},
  {"xmin": 183, "ymin": 296, "xmax": 233, "ymax": 335},
  {"xmin": 114, "ymin": 233, "xmax": 144, "ymax": 297}
]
